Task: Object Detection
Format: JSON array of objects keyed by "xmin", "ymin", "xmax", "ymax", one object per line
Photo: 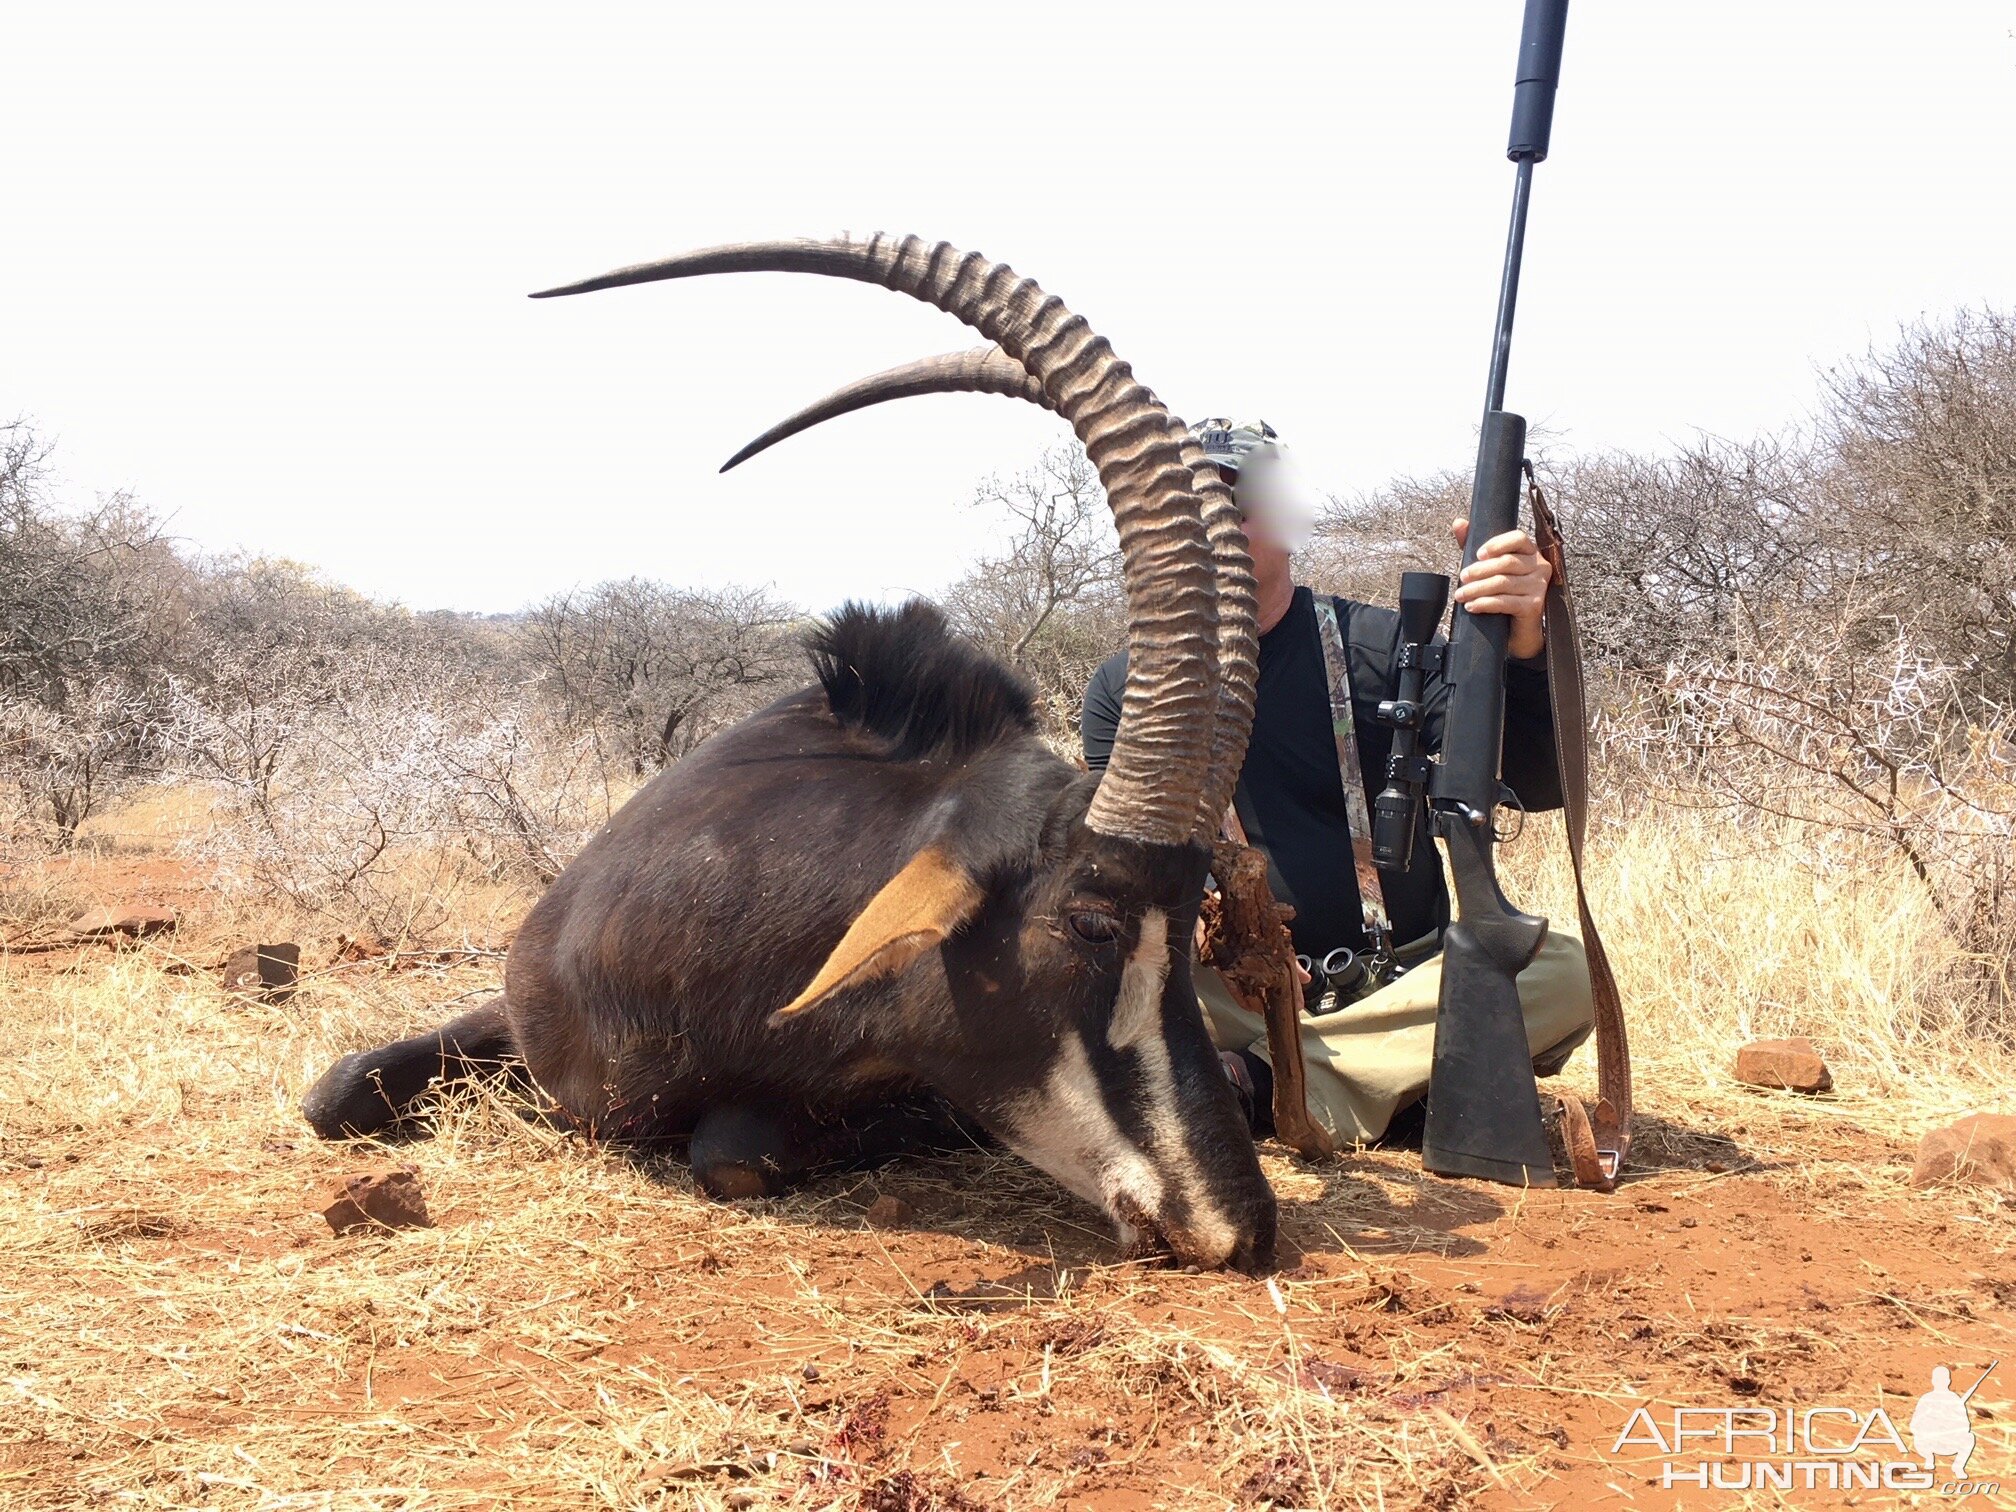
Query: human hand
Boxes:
[{"xmin": 1450, "ymin": 518, "xmax": 1550, "ymax": 660}]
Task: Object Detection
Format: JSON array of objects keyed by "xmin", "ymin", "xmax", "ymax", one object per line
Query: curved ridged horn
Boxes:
[
  {"xmin": 714, "ymin": 342, "xmax": 1260, "ymax": 843},
  {"xmin": 1176, "ymin": 425, "xmax": 1258, "ymax": 841},
  {"xmin": 533, "ymin": 235, "xmax": 1217, "ymax": 845},
  {"xmin": 719, "ymin": 347, "xmax": 1052, "ymax": 473}
]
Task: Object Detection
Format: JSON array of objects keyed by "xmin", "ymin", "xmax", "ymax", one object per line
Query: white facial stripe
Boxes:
[
  {"xmin": 1104, "ymin": 905, "xmax": 1239, "ymax": 1262},
  {"xmin": 1127, "ymin": 1026, "xmax": 1242, "ymax": 1265},
  {"xmin": 1002, "ymin": 1032, "xmax": 1162, "ymax": 1218},
  {"xmin": 1000, "ymin": 904, "xmax": 1242, "ymax": 1267},
  {"xmin": 1106, "ymin": 907, "xmax": 1170, "ymax": 1052}
]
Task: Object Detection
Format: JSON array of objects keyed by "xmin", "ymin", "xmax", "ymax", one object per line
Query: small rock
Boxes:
[
  {"xmin": 1734, "ymin": 1037, "xmax": 1833, "ymax": 1094},
  {"xmin": 222, "ymin": 948, "xmax": 261, "ymax": 992},
  {"xmin": 332, "ymin": 932, "xmax": 391, "ymax": 963},
  {"xmin": 1911, "ymin": 1114, "xmax": 2016, "ymax": 1193},
  {"xmin": 68, "ymin": 905, "xmax": 176, "ymax": 939},
  {"xmin": 322, "ymin": 1167, "xmax": 432, "ymax": 1235},
  {"xmin": 801, "ymin": 1363, "xmax": 821, "ymax": 1382},
  {"xmin": 21, "ymin": 1156, "xmax": 45, "ymax": 1170},
  {"xmin": 223, "ymin": 943, "xmax": 301, "ymax": 1002},
  {"xmin": 864, "ymin": 1194, "xmax": 913, "ymax": 1228}
]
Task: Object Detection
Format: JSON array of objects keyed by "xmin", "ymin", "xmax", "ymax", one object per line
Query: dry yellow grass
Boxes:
[
  {"xmin": 2, "ymin": 793, "xmax": 2012, "ymax": 1510},
  {"xmin": 1504, "ymin": 806, "xmax": 2016, "ymax": 1130}
]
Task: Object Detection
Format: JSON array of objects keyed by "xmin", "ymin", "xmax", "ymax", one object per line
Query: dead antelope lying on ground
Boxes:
[{"xmin": 304, "ymin": 234, "xmax": 1276, "ymax": 1270}]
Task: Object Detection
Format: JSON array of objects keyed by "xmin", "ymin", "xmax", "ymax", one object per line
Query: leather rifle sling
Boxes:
[{"xmin": 1526, "ymin": 463, "xmax": 1631, "ymax": 1189}]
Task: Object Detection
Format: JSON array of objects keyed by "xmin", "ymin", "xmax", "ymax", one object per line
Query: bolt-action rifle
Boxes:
[{"xmin": 1372, "ymin": 0, "xmax": 1629, "ymax": 1188}]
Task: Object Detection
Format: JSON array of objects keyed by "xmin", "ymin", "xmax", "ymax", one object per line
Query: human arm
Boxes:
[{"xmin": 1079, "ymin": 651, "xmax": 1127, "ymax": 773}]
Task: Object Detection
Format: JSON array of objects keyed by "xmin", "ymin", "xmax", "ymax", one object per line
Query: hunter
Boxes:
[{"xmin": 1082, "ymin": 418, "xmax": 1595, "ymax": 1143}]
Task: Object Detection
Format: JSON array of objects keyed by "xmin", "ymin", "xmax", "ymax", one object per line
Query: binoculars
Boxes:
[{"xmin": 1296, "ymin": 946, "xmax": 1374, "ymax": 1015}]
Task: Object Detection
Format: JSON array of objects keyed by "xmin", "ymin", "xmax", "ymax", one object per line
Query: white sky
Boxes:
[{"xmin": 6, "ymin": 2, "xmax": 2014, "ymax": 614}]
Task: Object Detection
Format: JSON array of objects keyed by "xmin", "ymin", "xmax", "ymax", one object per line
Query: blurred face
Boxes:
[
  {"xmin": 1221, "ymin": 464, "xmax": 1293, "ymax": 583},
  {"xmin": 1231, "ymin": 446, "xmax": 1318, "ymax": 549}
]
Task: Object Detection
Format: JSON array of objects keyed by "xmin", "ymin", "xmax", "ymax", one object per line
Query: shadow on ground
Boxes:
[{"xmin": 332, "ymin": 1084, "xmax": 1774, "ymax": 1276}]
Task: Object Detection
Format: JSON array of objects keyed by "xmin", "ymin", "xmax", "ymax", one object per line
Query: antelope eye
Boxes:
[{"xmin": 1067, "ymin": 909, "xmax": 1122, "ymax": 945}]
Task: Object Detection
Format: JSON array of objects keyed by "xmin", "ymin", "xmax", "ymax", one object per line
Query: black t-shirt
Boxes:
[{"xmin": 1080, "ymin": 586, "xmax": 1562, "ymax": 958}]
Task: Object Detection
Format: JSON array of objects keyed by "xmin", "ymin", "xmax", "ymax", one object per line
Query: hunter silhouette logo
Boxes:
[
  {"xmin": 1911, "ymin": 1363, "xmax": 1993, "ymax": 1480},
  {"xmin": 1612, "ymin": 1362, "xmax": 1999, "ymax": 1495}
]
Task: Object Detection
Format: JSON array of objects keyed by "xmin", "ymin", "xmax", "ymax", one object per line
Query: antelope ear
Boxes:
[{"xmin": 771, "ymin": 845, "xmax": 984, "ymax": 1022}]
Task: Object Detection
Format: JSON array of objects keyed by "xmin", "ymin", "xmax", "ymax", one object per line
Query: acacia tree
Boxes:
[
  {"xmin": 1303, "ymin": 470, "xmax": 1469, "ymax": 609},
  {"xmin": 164, "ymin": 558, "xmax": 412, "ymax": 817},
  {"xmin": 0, "ymin": 421, "xmax": 184, "ymax": 840},
  {"xmin": 941, "ymin": 442, "xmax": 1125, "ymax": 742},
  {"xmin": 1499, "ymin": 314, "xmax": 2016, "ymax": 1007},
  {"xmin": 1812, "ymin": 308, "xmax": 2016, "ymax": 714},
  {"xmin": 0, "ymin": 421, "xmax": 171, "ymax": 710},
  {"xmin": 521, "ymin": 580, "xmax": 798, "ymax": 772},
  {"xmin": 0, "ymin": 683, "xmax": 161, "ymax": 844}
]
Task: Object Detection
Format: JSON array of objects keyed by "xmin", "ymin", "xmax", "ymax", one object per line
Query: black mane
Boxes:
[{"xmin": 808, "ymin": 601, "xmax": 1038, "ymax": 762}]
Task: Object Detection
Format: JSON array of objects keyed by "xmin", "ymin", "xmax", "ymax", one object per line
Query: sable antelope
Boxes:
[{"xmin": 303, "ymin": 235, "xmax": 1274, "ymax": 1270}]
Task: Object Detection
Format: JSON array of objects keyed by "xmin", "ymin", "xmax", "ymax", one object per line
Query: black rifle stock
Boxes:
[
  {"xmin": 1373, "ymin": 0, "xmax": 1571, "ymax": 1187},
  {"xmin": 1422, "ymin": 410, "xmax": 1555, "ymax": 1186}
]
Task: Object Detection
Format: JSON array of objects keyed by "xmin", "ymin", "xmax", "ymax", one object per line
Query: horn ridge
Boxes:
[
  {"xmin": 707, "ymin": 346, "xmax": 1259, "ymax": 839},
  {"xmin": 1181, "ymin": 425, "xmax": 1259, "ymax": 838},
  {"xmin": 535, "ymin": 233, "xmax": 1218, "ymax": 845}
]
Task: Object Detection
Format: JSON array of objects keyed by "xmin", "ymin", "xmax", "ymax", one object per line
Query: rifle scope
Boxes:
[{"xmin": 1372, "ymin": 571, "xmax": 1450, "ymax": 873}]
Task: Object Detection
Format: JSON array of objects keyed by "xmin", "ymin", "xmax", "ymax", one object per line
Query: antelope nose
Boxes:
[
  {"xmin": 1231, "ymin": 1199, "xmax": 1279, "ymax": 1276},
  {"xmin": 1161, "ymin": 1187, "xmax": 1277, "ymax": 1273}
]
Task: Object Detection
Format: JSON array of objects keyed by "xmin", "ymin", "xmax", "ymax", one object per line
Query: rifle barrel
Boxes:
[
  {"xmin": 1486, "ymin": 0, "xmax": 1567, "ymax": 412},
  {"xmin": 1484, "ymin": 157, "xmax": 1535, "ymax": 414}
]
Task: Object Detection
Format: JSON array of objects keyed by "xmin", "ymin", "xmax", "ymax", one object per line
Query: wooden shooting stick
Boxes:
[{"xmin": 1203, "ymin": 838, "xmax": 1335, "ymax": 1158}]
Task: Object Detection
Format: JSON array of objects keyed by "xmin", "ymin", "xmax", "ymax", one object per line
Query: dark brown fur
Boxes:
[{"xmin": 304, "ymin": 602, "xmax": 1274, "ymax": 1268}]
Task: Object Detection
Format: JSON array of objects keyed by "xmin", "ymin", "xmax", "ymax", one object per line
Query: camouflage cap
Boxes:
[
  {"xmin": 1190, "ymin": 418, "xmax": 1317, "ymax": 551},
  {"xmin": 1188, "ymin": 418, "xmax": 1281, "ymax": 474}
]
